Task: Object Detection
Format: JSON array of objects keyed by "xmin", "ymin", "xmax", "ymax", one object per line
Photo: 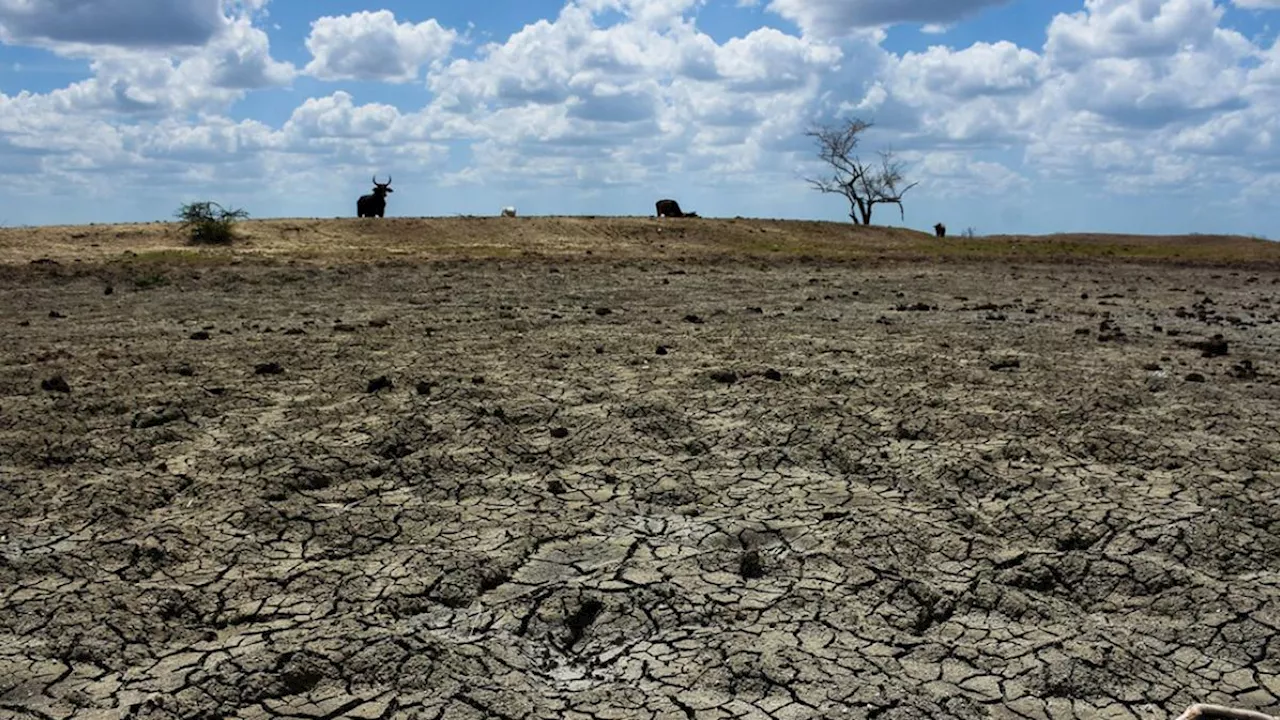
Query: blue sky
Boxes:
[{"xmin": 1, "ymin": 0, "xmax": 1279, "ymax": 236}]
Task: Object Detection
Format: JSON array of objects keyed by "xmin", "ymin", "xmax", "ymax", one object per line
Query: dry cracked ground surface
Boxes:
[{"xmin": 2, "ymin": 258, "xmax": 1280, "ymax": 720}]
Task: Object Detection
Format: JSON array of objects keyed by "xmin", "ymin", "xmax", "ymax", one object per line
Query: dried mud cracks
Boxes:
[{"xmin": 2, "ymin": 260, "xmax": 1279, "ymax": 719}]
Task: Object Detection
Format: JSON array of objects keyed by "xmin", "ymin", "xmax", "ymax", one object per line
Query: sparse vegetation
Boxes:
[
  {"xmin": 175, "ymin": 201, "xmax": 249, "ymax": 245},
  {"xmin": 805, "ymin": 118, "xmax": 918, "ymax": 226}
]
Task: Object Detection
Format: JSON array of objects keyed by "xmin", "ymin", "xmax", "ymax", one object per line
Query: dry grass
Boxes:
[{"xmin": 1, "ymin": 216, "xmax": 1277, "ymax": 268}]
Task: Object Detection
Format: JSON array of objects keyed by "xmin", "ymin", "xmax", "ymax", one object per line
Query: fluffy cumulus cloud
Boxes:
[
  {"xmin": 1, "ymin": 0, "xmax": 1279, "ymax": 231},
  {"xmin": 304, "ymin": 10, "xmax": 457, "ymax": 83}
]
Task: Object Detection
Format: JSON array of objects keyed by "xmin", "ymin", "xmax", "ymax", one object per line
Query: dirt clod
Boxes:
[{"xmin": 40, "ymin": 375, "xmax": 71, "ymax": 393}]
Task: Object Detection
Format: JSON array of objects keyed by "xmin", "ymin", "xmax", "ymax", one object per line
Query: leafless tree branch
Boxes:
[{"xmin": 804, "ymin": 119, "xmax": 918, "ymax": 226}]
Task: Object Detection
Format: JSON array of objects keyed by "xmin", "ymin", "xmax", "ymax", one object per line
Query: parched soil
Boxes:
[{"xmin": 2, "ymin": 222, "xmax": 1280, "ymax": 719}]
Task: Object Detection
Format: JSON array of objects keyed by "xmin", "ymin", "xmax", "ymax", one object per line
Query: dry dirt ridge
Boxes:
[{"xmin": 1, "ymin": 219, "xmax": 1279, "ymax": 719}]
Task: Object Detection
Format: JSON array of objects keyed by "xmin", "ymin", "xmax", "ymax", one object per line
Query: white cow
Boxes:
[{"xmin": 501, "ymin": 206, "xmax": 517, "ymax": 217}]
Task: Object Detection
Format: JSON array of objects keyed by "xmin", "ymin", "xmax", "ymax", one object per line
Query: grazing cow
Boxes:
[
  {"xmin": 501, "ymin": 206, "xmax": 517, "ymax": 217},
  {"xmin": 656, "ymin": 198, "xmax": 698, "ymax": 218},
  {"xmin": 357, "ymin": 176, "xmax": 393, "ymax": 218},
  {"xmin": 934, "ymin": 222, "xmax": 947, "ymax": 238}
]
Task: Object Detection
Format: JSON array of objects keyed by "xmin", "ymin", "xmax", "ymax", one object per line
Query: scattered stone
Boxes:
[
  {"xmin": 739, "ymin": 549, "xmax": 765, "ymax": 580},
  {"xmin": 132, "ymin": 406, "xmax": 185, "ymax": 429},
  {"xmin": 415, "ymin": 381, "xmax": 434, "ymax": 395},
  {"xmin": 189, "ymin": 331, "xmax": 211, "ymax": 341},
  {"xmin": 254, "ymin": 362, "xmax": 284, "ymax": 375},
  {"xmin": 763, "ymin": 368, "xmax": 783, "ymax": 381},
  {"xmin": 684, "ymin": 314, "xmax": 705, "ymax": 324},
  {"xmin": 1185, "ymin": 372, "xmax": 1206, "ymax": 383},
  {"xmin": 989, "ymin": 358, "xmax": 1021, "ymax": 371},
  {"xmin": 547, "ymin": 479, "xmax": 567, "ymax": 494},
  {"xmin": 710, "ymin": 370, "xmax": 738, "ymax": 385},
  {"xmin": 745, "ymin": 306, "xmax": 763, "ymax": 314},
  {"xmin": 41, "ymin": 375, "xmax": 71, "ymax": 393},
  {"xmin": 366, "ymin": 375, "xmax": 393, "ymax": 393},
  {"xmin": 1183, "ymin": 334, "xmax": 1229, "ymax": 357},
  {"xmin": 1228, "ymin": 360, "xmax": 1258, "ymax": 380},
  {"xmin": 550, "ymin": 427, "xmax": 570, "ymax": 439},
  {"xmin": 595, "ymin": 345, "xmax": 605, "ymax": 354},
  {"xmin": 564, "ymin": 599, "xmax": 604, "ymax": 648},
  {"xmin": 656, "ymin": 345, "xmax": 669, "ymax": 356}
]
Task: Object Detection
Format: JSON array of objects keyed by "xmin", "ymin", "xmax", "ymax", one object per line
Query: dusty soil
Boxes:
[{"xmin": 2, "ymin": 220, "xmax": 1280, "ymax": 719}]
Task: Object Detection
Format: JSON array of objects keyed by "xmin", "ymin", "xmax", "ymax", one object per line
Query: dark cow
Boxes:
[
  {"xmin": 656, "ymin": 199, "xmax": 698, "ymax": 218},
  {"xmin": 357, "ymin": 176, "xmax": 393, "ymax": 218},
  {"xmin": 934, "ymin": 222, "xmax": 947, "ymax": 238}
]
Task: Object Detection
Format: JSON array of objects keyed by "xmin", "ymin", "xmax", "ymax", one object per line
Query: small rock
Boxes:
[
  {"xmin": 763, "ymin": 368, "xmax": 783, "ymax": 381},
  {"xmin": 739, "ymin": 550, "xmax": 764, "ymax": 580},
  {"xmin": 104, "ymin": 286, "xmax": 114, "ymax": 295},
  {"xmin": 471, "ymin": 376, "xmax": 485, "ymax": 385},
  {"xmin": 710, "ymin": 370, "xmax": 738, "ymax": 385},
  {"xmin": 174, "ymin": 364, "xmax": 195, "ymax": 377},
  {"xmin": 368, "ymin": 318, "xmax": 390, "ymax": 328},
  {"xmin": 415, "ymin": 380, "xmax": 433, "ymax": 395},
  {"xmin": 656, "ymin": 345, "xmax": 669, "ymax": 356},
  {"xmin": 254, "ymin": 362, "xmax": 284, "ymax": 375},
  {"xmin": 989, "ymin": 359, "xmax": 1020, "ymax": 371},
  {"xmin": 546, "ymin": 479, "xmax": 567, "ymax": 494},
  {"xmin": 595, "ymin": 345, "xmax": 605, "ymax": 354},
  {"xmin": 41, "ymin": 375, "xmax": 71, "ymax": 393},
  {"xmin": 132, "ymin": 406, "xmax": 185, "ymax": 429},
  {"xmin": 189, "ymin": 331, "xmax": 211, "ymax": 341},
  {"xmin": 333, "ymin": 323, "xmax": 357, "ymax": 332},
  {"xmin": 367, "ymin": 375, "xmax": 393, "ymax": 393},
  {"xmin": 595, "ymin": 307, "xmax": 612, "ymax": 316},
  {"xmin": 1184, "ymin": 372, "xmax": 1206, "ymax": 383},
  {"xmin": 1228, "ymin": 360, "xmax": 1258, "ymax": 380},
  {"xmin": 683, "ymin": 314, "xmax": 705, "ymax": 324},
  {"xmin": 550, "ymin": 427, "xmax": 570, "ymax": 439},
  {"xmin": 48, "ymin": 310, "xmax": 65, "ymax": 319}
]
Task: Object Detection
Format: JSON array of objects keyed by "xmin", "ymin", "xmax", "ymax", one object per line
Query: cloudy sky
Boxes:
[{"xmin": 1, "ymin": 0, "xmax": 1278, "ymax": 236}]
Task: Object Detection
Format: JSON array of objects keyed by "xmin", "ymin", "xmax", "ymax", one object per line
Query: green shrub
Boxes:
[{"xmin": 175, "ymin": 201, "xmax": 249, "ymax": 245}]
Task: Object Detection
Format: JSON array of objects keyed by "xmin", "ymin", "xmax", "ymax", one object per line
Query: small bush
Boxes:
[{"xmin": 175, "ymin": 201, "xmax": 249, "ymax": 245}]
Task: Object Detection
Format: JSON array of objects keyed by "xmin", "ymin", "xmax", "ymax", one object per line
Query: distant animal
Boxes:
[
  {"xmin": 656, "ymin": 199, "xmax": 698, "ymax": 218},
  {"xmin": 501, "ymin": 206, "xmax": 517, "ymax": 218},
  {"xmin": 357, "ymin": 176, "xmax": 393, "ymax": 218},
  {"xmin": 934, "ymin": 222, "xmax": 946, "ymax": 238}
]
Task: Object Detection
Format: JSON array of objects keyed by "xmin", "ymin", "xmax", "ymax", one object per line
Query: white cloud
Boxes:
[
  {"xmin": 0, "ymin": 0, "xmax": 227, "ymax": 48},
  {"xmin": 304, "ymin": 10, "xmax": 457, "ymax": 83},
  {"xmin": 765, "ymin": 0, "xmax": 1014, "ymax": 38}
]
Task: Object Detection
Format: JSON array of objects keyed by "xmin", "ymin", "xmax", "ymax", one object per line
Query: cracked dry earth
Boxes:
[{"xmin": 2, "ymin": 258, "xmax": 1280, "ymax": 720}]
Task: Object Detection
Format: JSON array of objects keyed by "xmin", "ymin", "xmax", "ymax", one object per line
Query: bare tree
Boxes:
[{"xmin": 805, "ymin": 118, "xmax": 918, "ymax": 226}]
